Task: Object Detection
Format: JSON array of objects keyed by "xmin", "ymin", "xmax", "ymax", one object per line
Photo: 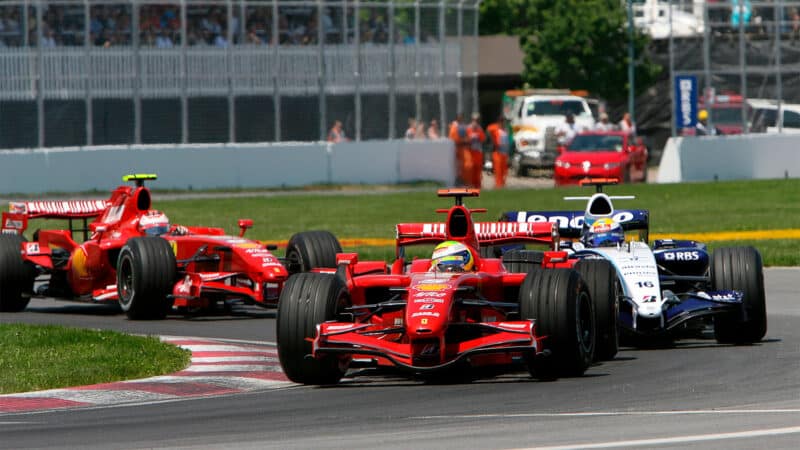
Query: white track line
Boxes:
[
  {"xmin": 413, "ymin": 409, "xmax": 800, "ymax": 419},
  {"xmin": 512, "ymin": 425, "xmax": 800, "ymax": 450}
]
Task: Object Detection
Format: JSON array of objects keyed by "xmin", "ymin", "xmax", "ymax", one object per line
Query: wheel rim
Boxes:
[
  {"xmin": 285, "ymin": 248, "xmax": 303, "ymax": 274},
  {"xmin": 118, "ymin": 256, "xmax": 134, "ymax": 308},
  {"xmin": 576, "ymin": 290, "xmax": 594, "ymax": 354}
]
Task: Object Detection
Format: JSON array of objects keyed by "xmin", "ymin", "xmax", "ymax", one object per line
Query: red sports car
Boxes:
[
  {"xmin": 553, "ymin": 131, "xmax": 648, "ymax": 186},
  {"xmin": 0, "ymin": 174, "xmax": 341, "ymax": 319},
  {"xmin": 277, "ymin": 189, "xmax": 614, "ymax": 385}
]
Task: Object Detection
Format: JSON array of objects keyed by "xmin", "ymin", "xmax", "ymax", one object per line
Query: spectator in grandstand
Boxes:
[
  {"xmin": 427, "ymin": 119, "xmax": 441, "ymax": 139},
  {"xmin": 594, "ymin": 112, "xmax": 614, "ymax": 131},
  {"xmin": 487, "ymin": 114, "xmax": 511, "ymax": 189},
  {"xmin": 328, "ymin": 120, "xmax": 348, "ymax": 143},
  {"xmin": 155, "ymin": 29, "xmax": 173, "ymax": 48},
  {"xmin": 41, "ymin": 28, "xmax": 57, "ymax": 47},
  {"xmin": 467, "ymin": 113, "xmax": 486, "ymax": 189},
  {"xmin": 405, "ymin": 118, "xmax": 417, "ymax": 140},
  {"xmin": 214, "ymin": 27, "xmax": 229, "ymax": 47},
  {"xmin": 415, "ymin": 121, "xmax": 426, "ymax": 139}
]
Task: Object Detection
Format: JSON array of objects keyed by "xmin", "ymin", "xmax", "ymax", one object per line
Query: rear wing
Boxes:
[
  {"xmin": 2, "ymin": 200, "xmax": 109, "ymax": 235},
  {"xmin": 500, "ymin": 209, "xmax": 649, "ymax": 240},
  {"xmin": 396, "ymin": 221, "xmax": 556, "ymax": 248}
]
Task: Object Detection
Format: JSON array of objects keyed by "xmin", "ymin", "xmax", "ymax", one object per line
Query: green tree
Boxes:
[{"xmin": 480, "ymin": 0, "xmax": 660, "ymax": 102}]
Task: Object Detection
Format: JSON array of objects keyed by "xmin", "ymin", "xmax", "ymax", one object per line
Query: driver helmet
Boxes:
[
  {"xmin": 139, "ymin": 210, "xmax": 170, "ymax": 236},
  {"xmin": 430, "ymin": 241, "xmax": 475, "ymax": 272},
  {"xmin": 582, "ymin": 217, "xmax": 625, "ymax": 247}
]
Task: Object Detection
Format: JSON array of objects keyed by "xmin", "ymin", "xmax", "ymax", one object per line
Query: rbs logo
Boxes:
[{"xmin": 664, "ymin": 251, "xmax": 700, "ymax": 261}]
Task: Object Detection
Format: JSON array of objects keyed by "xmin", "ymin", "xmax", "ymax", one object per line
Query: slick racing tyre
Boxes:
[
  {"xmin": 711, "ymin": 246, "xmax": 767, "ymax": 344},
  {"xmin": 117, "ymin": 237, "xmax": 177, "ymax": 320},
  {"xmin": 285, "ymin": 231, "xmax": 342, "ymax": 275},
  {"xmin": 520, "ymin": 268, "xmax": 595, "ymax": 379},
  {"xmin": 502, "ymin": 249, "xmax": 545, "ymax": 274},
  {"xmin": 575, "ymin": 259, "xmax": 619, "ymax": 361},
  {"xmin": 277, "ymin": 273, "xmax": 350, "ymax": 385},
  {"xmin": 0, "ymin": 234, "xmax": 36, "ymax": 312}
]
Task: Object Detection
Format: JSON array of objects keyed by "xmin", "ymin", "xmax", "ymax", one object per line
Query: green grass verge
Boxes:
[
  {"xmin": 24, "ymin": 178, "xmax": 800, "ymax": 265},
  {"xmin": 156, "ymin": 178, "xmax": 800, "ymax": 266},
  {"xmin": 0, "ymin": 324, "xmax": 190, "ymax": 395}
]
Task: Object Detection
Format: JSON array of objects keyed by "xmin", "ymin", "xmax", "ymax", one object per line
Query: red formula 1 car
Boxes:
[
  {"xmin": 277, "ymin": 189, "xmax": 612, "ymax": 385},
  {"xmin": 0, "ymin": 174, "xmax": 341, "ymax": 319}
]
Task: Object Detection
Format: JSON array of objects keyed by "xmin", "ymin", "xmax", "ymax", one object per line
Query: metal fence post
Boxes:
[
  {"xmin": 227, "ymin": 0, "xmax": 235, "ymax": 143},
  {"xmin": 318, "ymin": 0, "xmax": 327, "ymax": 141},
  {"xmin": 669, "ymin": 0, "xmax": 676, "ymax": 137},
  {"xmin": 84, "ymin": 1, "xmax": 93, "ymax": 146},
  {"xmin": 133, "ymin": 0, "xmax": 142, "ymax": 144},
  {"xmin": 471, "ymin": 2, "xmax": 478, "ymax": 118},
  {"xmin": 776, "ymin": 0, "xmax": 783, "ymax": 131},
  {"xmin": 438, "ymin": 0, "xmax": 446, "ymax": 136},
  {"xmin": 414, "ymin": 0, "xmax": 422, "ymax": 124},
  {"xmin": 36, "ymin": 0, "xmax": 44, "ymax": 148},
  {"xmin": 456, "ymin": 0, "xmax": 463, "ymax": 118},
  {"xmin": 388, "ymin": 1, "xmax": 396, "ymax": 139},
  {"xmin": 272, "ymin": 0, "xmax": 281, "ymax": 141},
  {"xmin": 355, "ymin": 0, "xmax": 362, "ymax": 141},
  {"xmin": 738, "ymin": 0, "xmax": 747, "ymax": 133},
  {"xmin": 180, "ymin": 0, "xmax": 188, "ymax": 143}
]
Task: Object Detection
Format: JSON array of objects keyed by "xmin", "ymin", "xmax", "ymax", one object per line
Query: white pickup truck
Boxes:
[{"xmin": 509, "ymin": 92, "xmax": 595, "ymax": 176}]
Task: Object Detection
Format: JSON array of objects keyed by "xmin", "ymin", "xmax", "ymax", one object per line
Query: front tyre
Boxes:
[
  {"xmin": 277, "ymin": 273, "xmax": 350, "ymax": 385},
  {"xmin": 285, "ymin": 231, "xmax": 342, "ymax": 275},
  {"xmin": 575, "ymin": 259, "xmax": 619, "ymax": 361},
  {"xmin": 711, "ymin": 246, "xmax": 767, "ymax": 344},
  {"xmin": 0, "ymin": 234, "xmax": 35, "ymax": 312},
  {"xmin": 117, "ymin": 237, "xmax": 177, "ymax": 320},
  {"xmin": 520, "ymin": 269, "xmax": 595, "ymax": 379}
]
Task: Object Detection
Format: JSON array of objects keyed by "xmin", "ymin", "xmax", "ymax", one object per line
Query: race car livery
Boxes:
[
  {"xmin": 0, "ymin": 174, "xmax": 341, "ymax": 319},
  {"xmin": 501, "ymin": 179, "xmax": 767, "ymax": 348},
  {"xmin": 277, "ymin": 188, "xmax": 614, "ymax": 385}
]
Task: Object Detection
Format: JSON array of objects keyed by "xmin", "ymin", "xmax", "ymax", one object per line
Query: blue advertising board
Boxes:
[{"xmin": 674, "ymin": 75, "xmax": 698, "ymax": 129}]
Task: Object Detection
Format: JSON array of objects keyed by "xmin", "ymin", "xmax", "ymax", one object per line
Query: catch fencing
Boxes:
[{"xmin": 0, "ymin": 0, "xmax": 479, "ymax": 149}]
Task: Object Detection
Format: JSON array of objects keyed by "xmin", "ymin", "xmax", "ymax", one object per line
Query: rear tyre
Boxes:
[
  {"xmin": 575, "ymin": 259, "xmax": 619, "ymax": 361},
  {"xmin": 277, "ymin": 273, "xmax": 350, "ymax": 385},
  {"xmin": 117, "ymin": 237, "xmax": 177, "ymax": 320},
  {"xmin": 502, "ymin": 249, "xmax": 544, "ymax": 273},
  {"xmin": 711, "ymin": 246, "xmax": 767, "ymax": 344},
  {"xmin": 285, "ymin": 231, "xmax": 342, "ymax": 275},
  {"xmin": 520, "ymin": 269, "xmax": 595, "ymax": 379},
  {"xmin": 0, "ymin": 234, "xmax": 35, "ymax": 312}
]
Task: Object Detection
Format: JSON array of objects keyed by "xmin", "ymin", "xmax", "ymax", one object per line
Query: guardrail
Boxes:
[{"xmin": 0, "ymin": 140, "xmax": 456, "ymax": 194}]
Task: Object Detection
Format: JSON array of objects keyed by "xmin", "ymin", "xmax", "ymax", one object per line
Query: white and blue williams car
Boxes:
[{"xmin": 497, "ymin": 179, "xmax": 767, "ymax": 356}]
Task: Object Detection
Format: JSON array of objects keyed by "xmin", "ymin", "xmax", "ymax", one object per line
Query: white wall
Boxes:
[
  {"xmin": 0, "ymin": 140, "xmax": 456, "ymax": 194},
  {"xmin": 657, "ymin": 134, "xmax": 800, "ymax": 183}
]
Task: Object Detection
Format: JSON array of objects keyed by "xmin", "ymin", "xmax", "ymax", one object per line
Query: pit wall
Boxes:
[
  {"xmin": 657, "ymin": 134, "xmax": 800, "ymax": 183},
  {"xmin": 0, "ymin": 140, "xmax": 456, "ymax": 194}
]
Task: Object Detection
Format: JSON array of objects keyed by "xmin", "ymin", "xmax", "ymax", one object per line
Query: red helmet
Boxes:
[{"xmin": 139, "ymin": 210, "xmax": 170, "ymax": 236}]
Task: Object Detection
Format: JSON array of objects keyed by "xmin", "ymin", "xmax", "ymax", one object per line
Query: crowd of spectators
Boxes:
[{"xmin": 0, "ymin": 3, "xmax": 435, "ymax": 48}]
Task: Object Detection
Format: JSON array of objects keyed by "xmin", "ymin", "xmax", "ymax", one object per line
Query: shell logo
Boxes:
[
  {"xmin": 416, "ymin": 284, "xmax": 448, "ymax": 292},
  {"xmin": 71, "ymin": 246, "xmax": 90, "ymax": 278}
]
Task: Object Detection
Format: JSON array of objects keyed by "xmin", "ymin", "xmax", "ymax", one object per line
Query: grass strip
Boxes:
[{"xmin": 0, "ymin": 324, "xmax": 190, "ymax": 395}]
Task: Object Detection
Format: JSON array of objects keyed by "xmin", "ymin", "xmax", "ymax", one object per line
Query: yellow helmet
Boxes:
[
  {"xmin": 430, "ymin": 241, "xmax": 475, "ymax": 272},
  {"xmin": 698, "ymin": 109, "xmax": 708, "ymax": 121}
]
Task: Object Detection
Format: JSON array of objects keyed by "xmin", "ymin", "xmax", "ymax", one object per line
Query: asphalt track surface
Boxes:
[{"xmin": 0, "ymin": 268, "xmax": 797, "ymax": 449}]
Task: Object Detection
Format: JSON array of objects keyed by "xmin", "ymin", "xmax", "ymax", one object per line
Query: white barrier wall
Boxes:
[
  {"xmin": 0, "ymin": 140, "xmax": 456, "ymax": 194},
  {"xmin": 657, "ymin": 134, "xmax": 800, "ymax": 183}
]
